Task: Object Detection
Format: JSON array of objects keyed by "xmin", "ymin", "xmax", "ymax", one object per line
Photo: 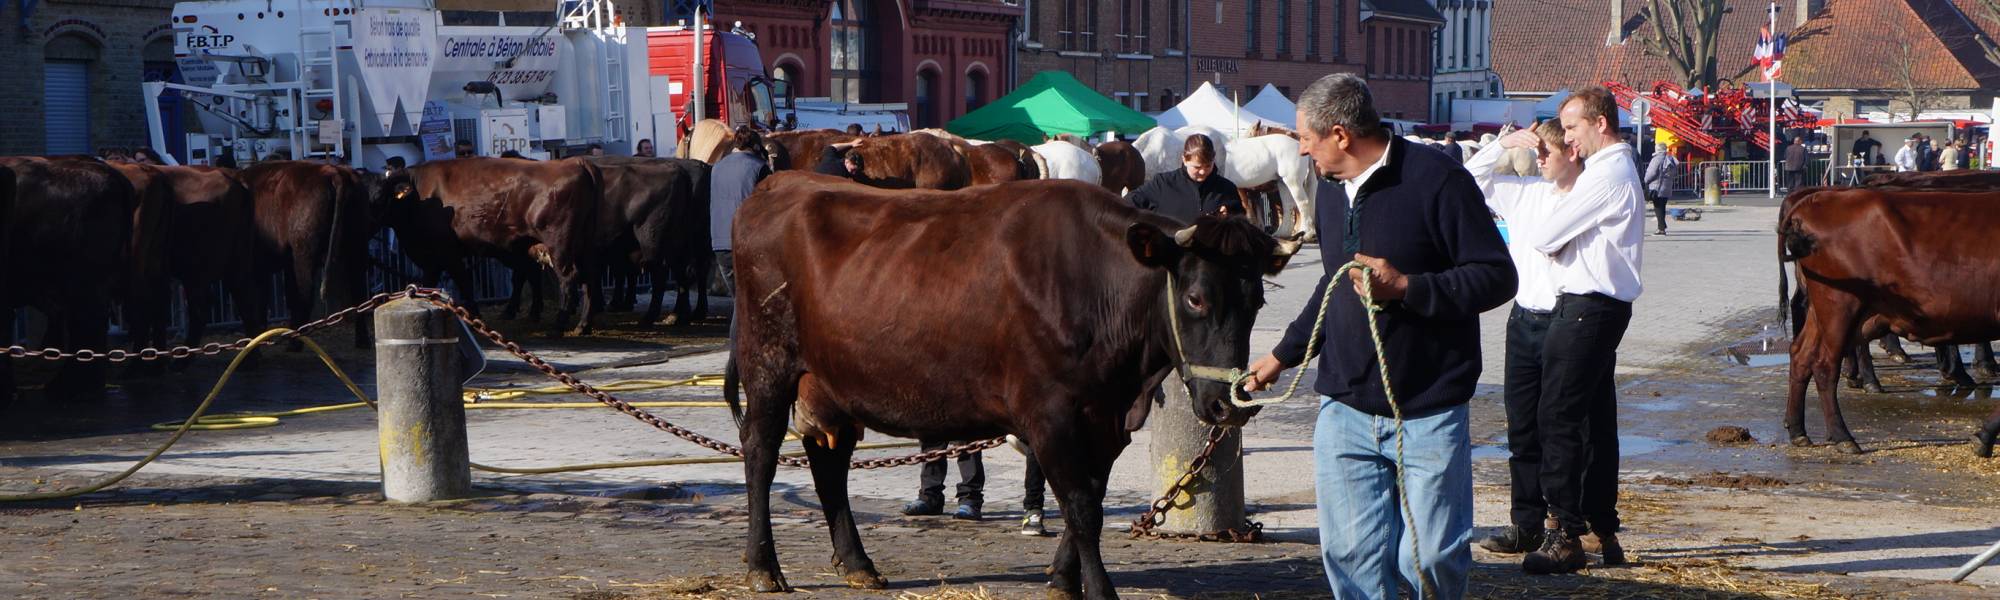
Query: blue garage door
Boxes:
[{"xmin": 45, "ymin": 60, "xmax": 90, "ymax": 155}]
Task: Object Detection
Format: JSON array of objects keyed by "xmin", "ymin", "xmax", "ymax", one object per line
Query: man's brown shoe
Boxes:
[
  {"xmin": 1522, "ymin": 519, "xmax": 1587, "ymax": 575},
  {"xmin": 1583, "ymin": 531, "xmax": 1627, "ymax": 566}
]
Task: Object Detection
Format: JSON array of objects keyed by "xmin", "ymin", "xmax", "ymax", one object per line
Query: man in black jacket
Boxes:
[
  {"xmin": 1244, "ymin": 73, "xmax": 1515, "ymax": 599},
  {"xmin": 1126, "ymin": 133, "xmax": 1236, "ymax": 222}
]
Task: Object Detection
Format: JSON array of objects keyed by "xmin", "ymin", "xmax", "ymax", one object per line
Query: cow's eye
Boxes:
[{"xmin": 1185, "ymin": 293, "xmax": 1206, "ymax": 314}]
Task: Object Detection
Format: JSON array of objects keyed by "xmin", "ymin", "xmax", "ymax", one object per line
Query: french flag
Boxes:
[{"xmin": 1755, "ymin": 25, "xmax": 1787, "ymax": 81}]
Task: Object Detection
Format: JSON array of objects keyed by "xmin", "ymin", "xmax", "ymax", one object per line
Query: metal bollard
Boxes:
[
  {"xmin": 1703, "ymin": 165, "xmax": 1722, "ymax": 206},
  {"xmin": 1147, "ymin": 374, "xmax": 1246, "ymax": 534},
  {"xmin": 373, "ymin": 298, "xmax": 471, "ymax": 503}
]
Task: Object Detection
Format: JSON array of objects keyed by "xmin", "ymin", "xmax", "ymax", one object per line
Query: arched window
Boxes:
[
  {"xmin": 830, "ymin": 0, "xmax": 873, "ymax": 103},
  {"xmin": 915, "ymin": 69, "xmax": 938, "ymax": 129},
  {"xmin": 965, "ymin": 69, "xmax": 987, "ymax": 112},
  {"xmin": 45, "ymin": 34, "xmax": 100, "ymax": 155}
]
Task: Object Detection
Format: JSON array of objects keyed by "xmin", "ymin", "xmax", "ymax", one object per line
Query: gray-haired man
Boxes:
[{"xmin": 1245, "ymin": 73, "xmax": 1515, "ymax": 599}]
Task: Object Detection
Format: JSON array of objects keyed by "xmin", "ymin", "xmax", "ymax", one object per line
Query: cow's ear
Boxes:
[{"xmin": 1125, "ymin": 223, "xmax": 1182, "ymax": 268}]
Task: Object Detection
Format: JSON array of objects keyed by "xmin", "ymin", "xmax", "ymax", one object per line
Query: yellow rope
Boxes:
[{"xmin": 152, "ymin": 376, "xmax": 732, "ymax": 431}]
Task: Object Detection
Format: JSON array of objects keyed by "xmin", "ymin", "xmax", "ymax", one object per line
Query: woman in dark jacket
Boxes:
[{"xmin": 1126, "ymin": 133, "xmax": 1238, "ymax": 223}]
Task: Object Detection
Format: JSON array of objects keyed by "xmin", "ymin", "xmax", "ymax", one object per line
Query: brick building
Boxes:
[
  {"xmin": 1428, "ymin": 0, "xmax": 1498, "ymax": 122},
  {"xmin": 714, "ymin": 0, "xmax": 1021, "ymax": 129},
  {"xmin": 1017, "ymin": 0, "xmax": 1442, "ymax": 123}
]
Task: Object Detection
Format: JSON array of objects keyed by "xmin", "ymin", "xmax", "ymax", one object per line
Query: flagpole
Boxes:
[{"xmin": 1769, "ymin": 1, "xmax": 1778, "ymax": 199}]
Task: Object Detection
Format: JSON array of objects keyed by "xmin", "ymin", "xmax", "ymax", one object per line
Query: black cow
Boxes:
[{"xmin": 1, "ymin": 157, "xmax": 136, "ymax": 403}]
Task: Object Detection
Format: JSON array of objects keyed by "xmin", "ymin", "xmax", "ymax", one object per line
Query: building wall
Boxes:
[
  {"xmin": 721, "ymin": 0, "xmax": 1017, "ymax": 129},
  {"xmin": 1016, "ymin": 0, "xmax": 1190, "ymax": 113},
  {"xmin": 0, "ymin": 0, "xmax": 177, "ymax": 156},
  {"xmin": 1361, "ymin": 16, "xmax": 1437, "ymax": 121},
  {"xmin": 1430, "ymin": 0, "xmax": 1494, "ymax": 121},
  {"xmin": 1189, "ymin": 0, "xmax": 1365, "ymax": 111}
]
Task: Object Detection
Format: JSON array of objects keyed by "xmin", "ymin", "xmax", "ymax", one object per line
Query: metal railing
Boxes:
[{"xmin": 1664, "ymin": 159, "xmax": 1836, "ymax": 197}]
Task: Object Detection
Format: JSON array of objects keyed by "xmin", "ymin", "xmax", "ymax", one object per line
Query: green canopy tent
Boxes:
[{"xmin": 946, "ymin": 71, "xmax": 1158, "ymax": 144}]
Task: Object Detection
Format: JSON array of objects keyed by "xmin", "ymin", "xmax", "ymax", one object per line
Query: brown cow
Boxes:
[
  {"xmin": 764, "ymin": 129, "xmax": 861, "ymax": 172},
  {"xmin": 990, "ymin": 139, "xmax": 1043, "ymax": 180},
  {"xmin": 1779, "ymin": 187, "xmax": 2000, "ymax": 456},
  {"xmin": 105, "ymin": 164, "xmax": 267, "ymax": 367},
  {"xmin": 964, "ymin": 143, "xmax": 1032, "ymax": 185},
  {"xmin": 585, "ymin": 156, "xmax": 713, "ymax": 326},
  {"xmin": 1860, "ymin": 169, "xmax": 2000, "ymax": 190},
  {"xmin": 1093, "ymin": 140, "xmax": 1145, "ymax": 195},
  {"xmin": 239, "ymin": 161, "xmax": 377, "ymax": 349},
  {"xmin": 376, "ymin": 157, "xmax": 602, "ymax": 336},
  {"xmin": 845, "ymin": 133, "xmax": 971, "ymax": 190},
  {"xmin": 1, "ymin": 157, "xmax": 135, "ymax": 402},
  {"xmin": 726, "ymin": 173, "xmax": 1300, "ymax": 598}
]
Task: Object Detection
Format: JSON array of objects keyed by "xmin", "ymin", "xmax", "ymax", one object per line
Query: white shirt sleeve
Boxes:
[
  {"xmin": 1523, "ymin": 161, "xmax": 1624, "ymax": 255},
  {"xmin": 1465, "ymin": 142, "xmax": 1539, "ymax": 220}
]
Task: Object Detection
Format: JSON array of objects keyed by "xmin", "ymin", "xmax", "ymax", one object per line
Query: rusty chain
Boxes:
[{"xmin": 1127, "ymin": 424, "xmax": 1264, "ymax": 543}]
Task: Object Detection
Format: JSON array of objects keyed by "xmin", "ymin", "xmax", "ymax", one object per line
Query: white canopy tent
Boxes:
[
  {"xmin": 1243, "ymin": 84, "xmax": 1297, "ymax": 129},
  {"xmin": 1450, "ymin": 98, "xmax": 1537, "ymax": 130},
  {"xmin": 1155, "ymin": 82, "xmax": 1263, "ymax": 136}
]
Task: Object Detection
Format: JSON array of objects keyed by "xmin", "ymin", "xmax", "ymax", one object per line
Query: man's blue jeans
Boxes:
[{"xmin": 1314, "ymin": 397, "xmax": 1472, "ymax": 599}]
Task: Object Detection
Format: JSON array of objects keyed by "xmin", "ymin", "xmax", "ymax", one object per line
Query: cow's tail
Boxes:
[{"xmin": 315, "ymin": 166, "xmax": 353, "ymax": 306}]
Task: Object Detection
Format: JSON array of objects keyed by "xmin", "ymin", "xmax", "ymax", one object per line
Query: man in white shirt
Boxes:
[
  {"xmin": 1521, "ymin": 86, "xmax": 1645, "ymax": 575},
  {"xmin": 1464, "ymin": 120, "xmax": 1579, "ymax": 557},
  {"xmin": 1895, "ymin": 137, "xmax": 1919, "ymax": 172}
]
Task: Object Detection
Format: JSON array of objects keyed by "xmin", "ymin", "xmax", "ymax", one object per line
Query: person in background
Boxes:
[
  {"xmin": 1521, "ymin": 86, "xmax": 1646, "ymax": 575},
  {"xmin": 813, "ymin": 140, "xmax": 866, "ymax": 179},
  {"xmin": 1895, "ymin": 137, "xmax": 1919, "ymax": 172},
  {"xmin": 1125, "ymin": 134, "xmax": 1237, "ymax": 223},
  {"xmin": 1940, "ymin": 138, "xmax": 1963, "ymax": 171},
  {"xmin": 710, "ymin": 126, "xmax": 769, "ymax": 299},
  {"xmin": 499, "ymin": 150, "xmax": 531, "ymax": 160},
  {"xmin": 133, "ymin": 148, "xmax": 165, "ymax": 165},
  {"xmin": 384, "ymin": 156, "xmax": 407, "ymax": 177},
  {"xmin": 588, "ymin": 143, "xmax": 605, "ymax": 157},
  {"xmin": 845, "ymin": 123, "xmax": 865, "ymax": 136},
  {"xmin": 1783, "ymin": 136, "xmax": 1807, "ymax": 193},
  {"xmin": 903, "ymin": 444, "xmax": 985, "ymax": 520},
  {"xmin": 1852, "ymin": 130, "xmax": 1880, "ymax": 165},
  {"xmin": 1442, "ymin": 131, "xmax": 1464, "ymax": 163},
  {"xmin": 1466, "ymin": 119, "xmax": 1581, "ymax": 558},
  {"xmin": 454, "ymin": 141, "xmax": 476, "ymax": 159},
  {"xmin": 635, "ymin": 138, "xmax": 656, "ymax": 158},
  {"xmin": 1644, "ymin": 145, "xmax": 1678, "ymax": 236}
]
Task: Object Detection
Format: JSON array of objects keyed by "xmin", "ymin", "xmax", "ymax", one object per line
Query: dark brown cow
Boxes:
[
  {"xmin": 1860, "ymin": 169, "xmax": 2000, "ymax": 190},
  {"xmin": 1093, "ymin": 140, "xmax": 1145, "ymax": 195},
  {"xmin": 585, "ymin": 156, "xmax": 712, "ymax": 326},
  {"xmin": 1779, "ymin": 187, "xmax": 2000, "ymax": 456},
  {"xmin": 105, "ymin": 164, "xmax": 268, "ymax": 366},
  {"xmin": 844, "ymin": 133, "xmax": 972, "ymax": 190},
  {"xmin": 0, "ymin": 157, "xmax": 135, "ymax": 402},
  {"xmin": 990, "ymin": 139, "xmax": 1043, "ymax": 180},
  {"xmin": 726, "ymin": 173, "xmax": 1299, "ymax": 598},
  {"xmin": 376, "ymin": 157, "xmax": 602, "ymax": 336},
  {"xmin": 239, "ymin": 161, "xmax": 376, "ymax": 348},
  {"xmin": 964, "ymin": 143, "xmax": 1033, "ymax": 185}
]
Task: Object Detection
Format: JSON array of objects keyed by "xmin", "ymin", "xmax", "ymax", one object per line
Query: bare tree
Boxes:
[
  {"xmin": 1886, "ymin": 19, "xmax": 1942, "ymax": 122},
  {"xmin": 1637, "ymin": 0, "xmax": 1729, "ymax": 90}
]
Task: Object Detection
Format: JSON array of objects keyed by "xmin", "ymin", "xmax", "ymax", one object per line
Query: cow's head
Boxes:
[
  {"xmin": 1128, "ymin": 215, "xmax": 1304, "ymax": 427},
  {"xmin": 369, "ymin": 170, "xmax": 420, "ymax": 220}
]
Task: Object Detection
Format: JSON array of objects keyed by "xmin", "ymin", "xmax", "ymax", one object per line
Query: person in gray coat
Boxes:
[
  {"xmin": 1642, "ymin": 146, "xmax": 1676, "ymax": 236},
  {"xmin": 710, "ymin": 126, "xmax": 770, "ymax": 297}
]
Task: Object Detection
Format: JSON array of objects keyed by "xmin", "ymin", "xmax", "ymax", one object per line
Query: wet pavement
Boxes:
[{"xmin": 6, "ymin": 197, "xmax": 2000, "ymax": 597}]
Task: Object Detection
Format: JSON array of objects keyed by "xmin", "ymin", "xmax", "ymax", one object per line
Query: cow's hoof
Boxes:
[
  {"xmin": 1844, "ymin": 377, "xmax": 1862, "ymax": 390},
  {"xmin": 567, "ymin": 326, "xmax": 592, "ymax": 337},
  {"xmin": 1864, "ymin": 382, "xmax": 1885, "ymax": 394},
  {"xmin": 1887, "ymin": 352, "xmax": 1913, "ymax": 365},
  {"xmin": 1835, "ymin": 440, "xmax": 1864, "ymax": 455},
  {"xmin": 1952, "ymin": 375, "xmax": 1979, "ymax": 388},
  {"xmin": 1976, "ymin": 368, "xmax": 2000, "ymax": 380},
  {"xmin": 1790, "ymin": 435, "xmax": 1813, "ymax": 448},
  {"xmin": 841, "ymin": 568, "xmax": 887, "ymax": 590},
  {"xmin": 746, "ymin": 570, "xmax": 789, "ymax": 593},
  {"xmin": 1973, "ymin": 438, "xmax": 1994, "ymax": 459},
  {"xmin": 662, "ymin": 314, "xmax": 681, "ymax": 327}
]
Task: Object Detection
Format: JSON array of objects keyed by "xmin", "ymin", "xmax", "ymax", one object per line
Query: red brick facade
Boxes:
[
  {"xmin": 716, "ymin": 0, "xmax": 1019, "ymax": 129},
  {"xmin": 1360, "ymin": 15, "xmax": 1439, "ymax": 122},
  {"xmin": 1016, "ymin": 0, "xmax": 1438, "ymax": 124}
]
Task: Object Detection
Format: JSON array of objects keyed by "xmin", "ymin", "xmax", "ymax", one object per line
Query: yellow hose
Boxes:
[{"xmin": 153, "ymin": 377, "xmax": 733, "ymax": 431}]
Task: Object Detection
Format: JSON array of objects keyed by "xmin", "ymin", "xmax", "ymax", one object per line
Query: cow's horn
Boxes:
[
  {"xmin": 1173, "ymin": 226, "xmax": 1198, "ymax": 247},
  {"xmin": 1274, "ymin": 237, "xmax": 1305, "ymax": 257}
]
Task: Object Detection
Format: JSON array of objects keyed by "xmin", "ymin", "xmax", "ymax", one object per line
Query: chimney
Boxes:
[
  {"xmin": 1607, "ymin": 0, "xmax": 1625, "ymax": 46},
  {"xmin": 1796, "ymin": 0, "xmax": 1825, "ymax": 29}
]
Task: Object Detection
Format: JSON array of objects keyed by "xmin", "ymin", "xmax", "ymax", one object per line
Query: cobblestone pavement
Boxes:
[{"xmin": 5, "ymin": 196, "xmax": 2000, "ymax": 598}]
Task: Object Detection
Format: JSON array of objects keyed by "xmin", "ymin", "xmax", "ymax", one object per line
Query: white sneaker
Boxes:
[{"xmin": 1020, "ymin": 509, "xmax": 1046, "ymax": 536}]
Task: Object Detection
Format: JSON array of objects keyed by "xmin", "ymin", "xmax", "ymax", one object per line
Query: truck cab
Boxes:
[{"xmin": 645, "ymin": 25, "xmax": 792, "ymax": 135}]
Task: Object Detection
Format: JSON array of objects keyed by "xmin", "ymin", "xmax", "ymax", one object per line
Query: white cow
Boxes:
[
  {"xmin": 1132, "ymin": 126, "xmax": 1232, "ymax": 176},
  {"xmin": 1031, "ymin": 140, "xmax": 1101, "ymax": 186},
  {"xmin": 1224, "ymin": 134, "xmax": 1317, "ymax": 240}
]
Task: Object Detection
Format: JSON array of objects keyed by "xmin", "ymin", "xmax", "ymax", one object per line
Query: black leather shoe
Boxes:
[
  {"xmin": 952, "ymin": 503, "xmax": 982, "ymax": 521},
  {"xmin": 900, "ymin": 500, "xmax": 943, "ymax": 516},
  {"xmin": 1478, "ymin": 525, "xmax": 1544, "ymax": 554}
]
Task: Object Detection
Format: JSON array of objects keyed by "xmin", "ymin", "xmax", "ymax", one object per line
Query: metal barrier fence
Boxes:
[
  {"xmin": 1664, "ymin": 159, "xmax": 1832, "ymax": 197},
  {"xmin": 8, "ymin": 231, "xmax": 662, "ymax": 340}
]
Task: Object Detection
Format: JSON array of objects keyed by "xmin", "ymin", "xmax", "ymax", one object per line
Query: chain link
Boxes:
[{"xmin": 1126, "ymin": 424, "xmax": 1261, "ymax": 542}]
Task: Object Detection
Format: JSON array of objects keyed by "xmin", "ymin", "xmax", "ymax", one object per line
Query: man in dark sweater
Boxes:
[
  {"xmin": 1126, "ymin": 133, "xmax": 1237, "ymax": 223},
  {"xmin": 813, "ymin": 140, "xmax": 865, "ymax": 178},
  {"xmin": 711, "ymin": 126, "xmax": 770, "ymax": 298},
  {"xmin": 1244, "ymin": 73, "xmax": 1515, "ymax": 599}
]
